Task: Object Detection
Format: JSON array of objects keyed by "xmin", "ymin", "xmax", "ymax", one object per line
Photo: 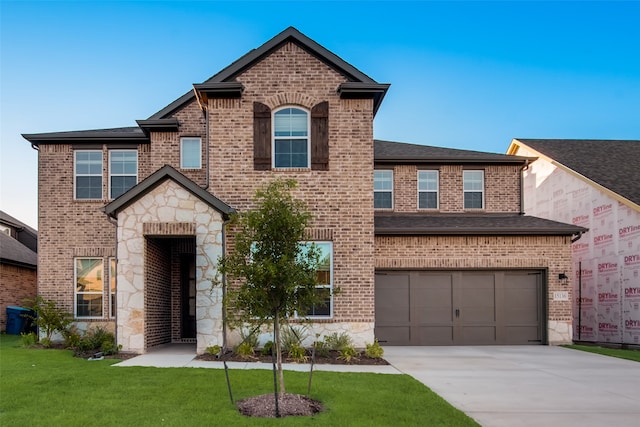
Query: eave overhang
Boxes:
[
  {"xmin": 337, "ymin": 82, "xmax": 390, "ymax": 116},
  {"xmin": 135, "ymin": 118, "xmax": 180, "ymax": 136},
  {"xmin": 22, "ymin": 127, "xmax": 148, "ymax": 147},
  {"xmin": 193, "ymin": 82, "xmax": 244, "ymax": 103}
]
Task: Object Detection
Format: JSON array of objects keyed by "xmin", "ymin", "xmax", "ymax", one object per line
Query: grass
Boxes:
[
  {"xmin": 0, "ymin": 334, "xmax": 478, "ymax": 426},
  {"xmin": 564, "ymin": 344, "xmax": 640, "ymax": 362}
]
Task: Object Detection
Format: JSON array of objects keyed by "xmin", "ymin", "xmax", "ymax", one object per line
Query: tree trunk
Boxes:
[{"xmin": 273, "ymin": 313, "xmax": 286, "ymax": 395}]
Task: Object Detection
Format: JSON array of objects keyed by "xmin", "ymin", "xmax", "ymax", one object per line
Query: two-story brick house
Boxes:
[{"xmin": 23, "ymin": 27, "xmax": 585, "ymax": 353}]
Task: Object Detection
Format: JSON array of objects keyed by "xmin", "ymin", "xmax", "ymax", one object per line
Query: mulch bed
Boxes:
[
  {"xmin": 237, "ymin": 393, "xmax": 323, "ymax": 418},
  {"xmin": 196, "ymin": 349, "xmax": 389, "ymax": 365}
]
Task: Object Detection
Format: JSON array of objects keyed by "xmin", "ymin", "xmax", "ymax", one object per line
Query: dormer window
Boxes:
[{"xmin": 273, "ymin": 107, "xmax": 310, "ymax": 168}]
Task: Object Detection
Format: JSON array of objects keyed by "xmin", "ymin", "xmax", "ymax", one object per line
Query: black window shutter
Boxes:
[
  {"xmin": 311, "ymin": 101, "xmax": 329, "ymax": 171},
  {"xmin": 253, "ymin": 102, "xmax": 271, "ymax": 170}
]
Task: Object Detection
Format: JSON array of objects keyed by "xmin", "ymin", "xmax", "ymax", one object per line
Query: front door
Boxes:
[{"xmin": 181, "ymin": 254, "xmax": 196, "ymax": 339}]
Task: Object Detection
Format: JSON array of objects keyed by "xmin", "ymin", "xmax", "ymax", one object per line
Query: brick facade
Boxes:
[
  {"xmin": 29, "ymin": 28, "xmax": 579, "ymax": 351},
  {"xmin": 0, "ymin": 264, "xmax": 37, "ymax": 331}
]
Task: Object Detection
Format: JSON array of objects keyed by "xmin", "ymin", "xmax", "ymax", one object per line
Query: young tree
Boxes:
[{"xmin": 218, "ymin": 179, "xmax": 323, "ymax": 395}]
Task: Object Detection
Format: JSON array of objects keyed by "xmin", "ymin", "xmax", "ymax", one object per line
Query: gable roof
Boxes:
[
  {"xmin": 0, "ymin": 211, "xmax": 37, "ymax": 269},
  {"xmin": 509, "ymin": 139, "xmax": 640, "ymax": 206},
  {"xmin": 375, "ymin": 140, "xmax": 535, "ymax": 165},
  {"xmin": 150, "ymin": 26, "xmax": 390, "ymax": 119},
  {"xmin": 375, "ymin": 213, "xmax": 587, "ymax": 237},
  {"xmin": 103, "ymin": 165, "xmax": 234, "ymax": 219}
]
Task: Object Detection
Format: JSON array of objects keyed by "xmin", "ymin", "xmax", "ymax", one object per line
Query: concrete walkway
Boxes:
[
  {"xmin": 383, "ymin": 346, "xmax": 640, "ymax": 427},
  {"xmin": 113, "ymin": 343, "xmax": 401, "ymax": 374}
]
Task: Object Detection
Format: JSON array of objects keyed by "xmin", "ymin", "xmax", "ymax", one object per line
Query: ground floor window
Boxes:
[
  {"xmin": 75, "ymin": 257, "xmax": 104, "ymax": 318},
  {"xmin": 109, "ymin": 258, "xmax": 116, "ymax": 318},
  {"xmin": 303, "ymin": 241, "xmax": 333, "ymax": 318}
]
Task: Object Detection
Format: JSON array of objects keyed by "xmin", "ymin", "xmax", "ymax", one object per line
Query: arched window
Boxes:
[{"xmin": 273, "ymin": 107, "xmax": 310, "ymax": 168}]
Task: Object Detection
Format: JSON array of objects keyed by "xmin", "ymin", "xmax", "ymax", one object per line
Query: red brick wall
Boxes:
[
  {"xmin": 145, "ymin": 238, "xmax": 172, "ymax": 348},
  {"xmin": 0, "ymin": 264, "xmax": 37, "ymax": 331},
  {"xmin": 390, "ymin": 164, "xmax": 522, "ymax": 213}
]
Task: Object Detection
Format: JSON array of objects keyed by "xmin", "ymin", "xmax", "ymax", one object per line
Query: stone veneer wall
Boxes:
[
  {"xmin": 375, "ymin": 235, "xmax": 575, "ymax": 344},
  {"xmin": 116, "ymin": 180, "xmax": 224, "ymax": 353}
]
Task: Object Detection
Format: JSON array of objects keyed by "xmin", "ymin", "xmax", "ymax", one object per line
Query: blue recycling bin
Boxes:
[{"xmin": 6, "ymin": 306, "xmax": 35, "ymax": 335}]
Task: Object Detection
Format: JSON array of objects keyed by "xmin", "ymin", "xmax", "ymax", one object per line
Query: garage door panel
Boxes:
[
  {"xmin": 375, "ymin": 270, "xmax": 544, "ymax": 346},
  {"xmin": 415, "ymin": 326, "xmax": 454, "ymax": 345},
  {"xmin": 376, "ymin": 326, "xmax": 410, "ymax": 345}
]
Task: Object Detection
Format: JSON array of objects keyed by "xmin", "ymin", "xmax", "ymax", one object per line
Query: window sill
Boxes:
[{"xmin": 271, "ymin": 167, "xmax": 312, "ymax": 172}]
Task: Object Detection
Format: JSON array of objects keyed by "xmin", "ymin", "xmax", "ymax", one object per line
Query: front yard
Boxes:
[{"xmin": 0, "ymin": 334, "xmax": 478, "ymax": 426}]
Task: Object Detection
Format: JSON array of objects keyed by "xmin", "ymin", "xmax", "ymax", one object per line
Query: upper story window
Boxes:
[
  {"xmin": 463, "ymin": 170, "xmax": 484, "ymax": 209},
  {"xmin": 109, "ymin": 150, "xmax": 137, "ymax": 199},
  {"xmin": 75, "ymin": 150, "xmax": 103, "ymax": 200},
  {"xmin": 273, "ymin": 107, "xmax": 310, "ymax": 168},
  {"xmin": 181, "ymin": 137, "xmax": 202, "ymax": 169},
  {"xmin": 418, "ymin": 170, "xmax": 439, "ymax": 209},
  {"xmin": 374, "ymin": 170, "xmax": 393, "ymax": 209}
]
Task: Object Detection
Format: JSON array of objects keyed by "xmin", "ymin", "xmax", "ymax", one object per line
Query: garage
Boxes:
[{"xmin": 375, "ymin": 270, "xmax": 545, "ymax": 345}]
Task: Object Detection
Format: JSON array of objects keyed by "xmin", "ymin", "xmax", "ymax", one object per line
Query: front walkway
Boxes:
[
  {"xmin": 113, "ymin": 343, "xmax": 401, "ymax": 374},
  {"xmin": 383, "ymin": 346, "xmax": 640, "ymax": 427}
]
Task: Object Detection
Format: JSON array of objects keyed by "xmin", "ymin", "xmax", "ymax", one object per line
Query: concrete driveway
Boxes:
[{"xmin": 383, "ymin": 346, "xmax": 640, "ymax": 427}]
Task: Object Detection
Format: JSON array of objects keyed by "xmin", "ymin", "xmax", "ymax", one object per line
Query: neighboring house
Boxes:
[
  {"xmin": 508, "ymin": 139, "xmax": 640, "ymax": 346},
  {"xmin": 0, "ymin": 211, "xmax": 38, "ymax": 331},
  {"xmin": 22, "ymin": 27, "xmax": 584, "ymax": 353}
]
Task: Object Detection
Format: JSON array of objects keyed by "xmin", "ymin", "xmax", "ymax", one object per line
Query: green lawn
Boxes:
[
  {"xmin": 564, "ymin": 344, "xmax": 640, "ymax": 363},
  {"xmin": 0, "ymin": 334, "xmax": 478, "ymax": 426}
]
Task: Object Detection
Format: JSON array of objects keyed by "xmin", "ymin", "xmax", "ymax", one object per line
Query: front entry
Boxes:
[{"xmin": 180, "ymin": 254, "xmax": 196, "ymax": 339}]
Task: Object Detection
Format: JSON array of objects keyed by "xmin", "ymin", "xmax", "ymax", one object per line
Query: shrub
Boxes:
[
  {"xmin": 20, "ymin": 332, "xmax": 37, "ymax": 347},
  {"xmin": 338, "ymin": 345, "xmax": 359, "ymax": 363},
  {"xmin": 25, "ymin": 296, "xmax": 73, "ymax": 343},
  {"xmin": 323, "ymin": 331, "xmax": 352, "ymax": 351},
  {"xmin": 239, "ymin": 328, "xmax": 259, "ymax": 349},
  {"xmin": 261, "ymin": 340, "xmax": 274, "ymax": 356},
  {"xmin": 66, "ymin": 326, "xmax": 119, "ymax": 356},
  {"xmin": 280, "ymin": 325, "xmax": 308, "ymax": 353},
  {"xmin": 313, "ymin": 339, "xmax": 330, "ymax": 358},
  {"xmin": 206, "ymin": 345, "xmax": 221, "ymax": 356},
  {"xmin": 365, "ymin": 339, "xmax": 384, "ymax": 359},
  {"xmin": 63, "ymin": 326, "xmax": 82, "ymax": 349},
  {"xmin": 236, "ymin": 342, "xmax": 255, "ymax": 358},
  {"xmin": 287, "ymin": 342, "xmax": 308, "ymax": 363}
]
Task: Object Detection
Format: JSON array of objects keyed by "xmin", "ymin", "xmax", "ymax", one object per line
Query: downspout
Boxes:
[
  {"xmin": 221, "ymin": 217, "xmax": 230, "ymax": 351},
  {"xmin": 519, "ymin": 159, "xmax": 530, "ymax": 215},
  {"xmin": 106, "ymin": 214, "xmax": 119, "ymax": 349},
  {"xmin": 571, "ymin": 231, "xmax": 584, "ymax": 243}
]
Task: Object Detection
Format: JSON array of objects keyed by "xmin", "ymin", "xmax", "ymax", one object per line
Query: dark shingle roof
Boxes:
[
  {"xmin": 23, "ymin": 127, "xmax": 146, "ymax": 146},
  {"xmin": 375, "ymin": 213, "xmax": 587, "ymax": 236},
  {"xmin": 150, "ymin": 26, "xmax": 389, "ymax": 119},
  {"xmin": 375, "ymin": 140, "xmax": 534, "ymax": 164},
  {"xmin": 514, "ymin": 139, "xmax": 640, "ymax": 205},
  {"xmin": 0, "ymin": 231, "xmax": 37, "ymax": 269}
]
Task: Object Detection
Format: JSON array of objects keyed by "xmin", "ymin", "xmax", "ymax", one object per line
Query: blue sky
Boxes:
[{"xmin": 2, "ymin": 1, "xmax": 639, "ymax": 229}]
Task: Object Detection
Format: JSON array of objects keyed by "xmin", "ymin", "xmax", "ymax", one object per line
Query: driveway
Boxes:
[{"xmin": 383, "ymin": 346, "xmax": 640, "ymax": 427}]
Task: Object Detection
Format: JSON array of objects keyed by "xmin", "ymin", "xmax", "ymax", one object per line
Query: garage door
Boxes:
[{"xmin": 375, "ymin": 270, "xmax": 544, "ymax": 345}]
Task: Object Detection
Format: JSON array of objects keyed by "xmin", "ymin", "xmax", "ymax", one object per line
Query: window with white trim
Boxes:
[
  {"xmin": 109, "ymin": 258, "xmax": 116, "ymax": 318},
  {"xmin": 109, "ymin": 150, "xmax": 137, "ymax": 199},
  {"xmin": 75, "ymin": 258, "xmax": 103, "ymax": 318},
  {"xmin": 418, "ymin": 170, "xmax": 439, "ymax": 209},
  {"xmin": 273, "ymin": 107, "xmax": 310, "ymax": 168},
  {"xmin": 374, "ymin": 170, "xmax": 393, "ymax": 209},
  {"xmin": 303, "ymin": 241, "xmax": 333, "ymax": 318},
  {"xmin": 75, "ymin": 150, "xmax": 102, "ymax": 199},
  {"xmin": 180, "ymin": 137, "xmax": 202, "ymax": 169},
  {"xmin": 463, "ymin": 170, "xmax": 484, "ymax": 209}
]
